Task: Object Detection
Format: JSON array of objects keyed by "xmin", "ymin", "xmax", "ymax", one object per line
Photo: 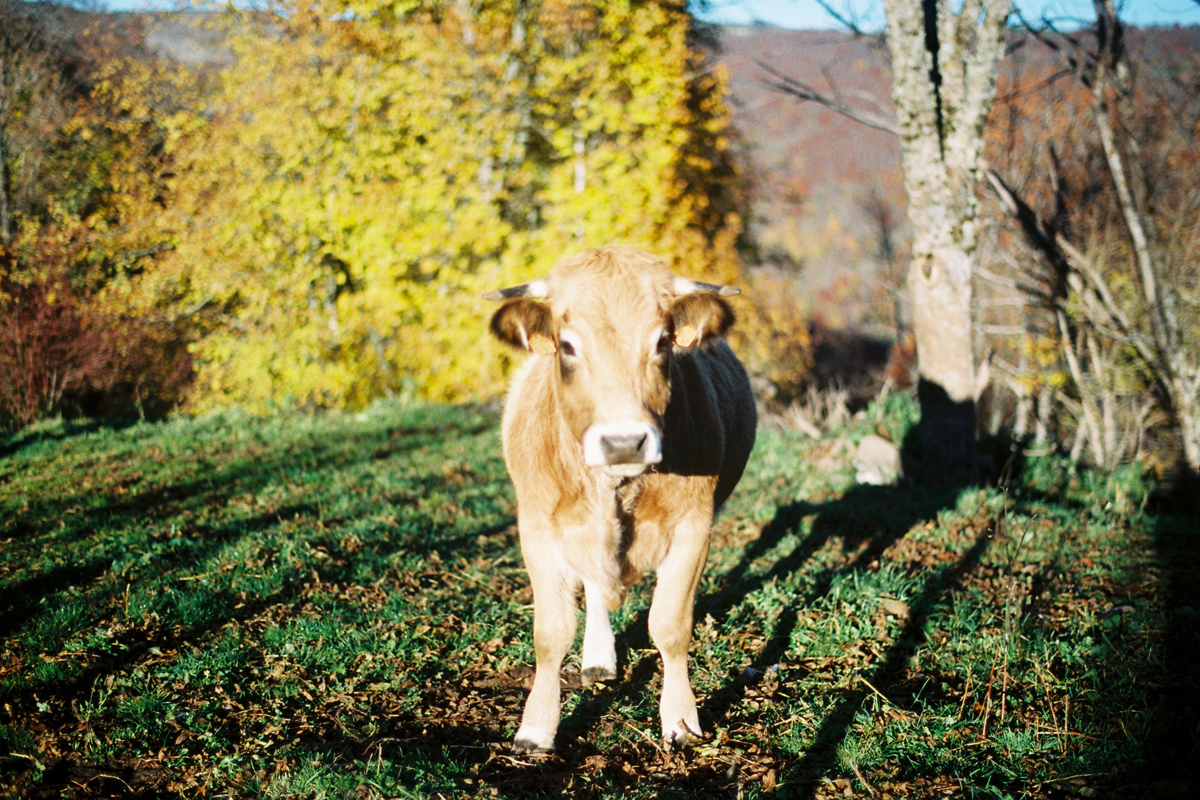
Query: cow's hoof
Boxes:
[
  {"xmin": 582, "ymin": 665, "xmax": 617, "ymax": 686},
  {"xmin": 662, "ymin": 718, "xmax": 703, "ymax": 749},
  {"xmin": 511, "ymin": 738, "xmax": 554, "ymax": 755},
  {"xmin": 512, "ymin": 725, "xmax": 555, "ymax": 755}
]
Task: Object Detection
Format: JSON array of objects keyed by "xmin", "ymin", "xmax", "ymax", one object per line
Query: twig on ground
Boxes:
[
  {"xmin": 982, "ymin": 666, "xmax": 997, "ymax": 737},
  {"xmin": 1034, "ymin": 661, "xmax": 1066, "ymax": 754},
  {"xmin": 858, "ymin": 676, "xmax": 890, "ymax": 707},
  {"xmin": 957, "ymin": 669, "xmax": 972, "ymax": 720},
  {"xmin": 1030, "ymin": 723, "xmax": 1096, "ymax": 740},
  {"xmin": 619, "ymin": 718, "xmax": 665, "ymax": 752},
  {"xmin": 849, "ymin": 761, "xmax": 878, "ymax": 797}
]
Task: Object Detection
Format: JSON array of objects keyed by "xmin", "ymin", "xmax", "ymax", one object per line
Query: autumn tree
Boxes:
[
  {"xmin": 152, "ymin": 0, "xmax": 743, "ymax": 411},
  {"xmin": 0, "ymin": 0, "xmax": 68, "ymax": 245},
  {"xmin": 0, "ymin": 8, "xmax": 190, "ymax": 428}
]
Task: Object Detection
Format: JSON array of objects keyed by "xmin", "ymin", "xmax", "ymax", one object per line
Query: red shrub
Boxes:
[{"xmin": 0, "ymin": 275, "xmax": 193, "ymax": 430}]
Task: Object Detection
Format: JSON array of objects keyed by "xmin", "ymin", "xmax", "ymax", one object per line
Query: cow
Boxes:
[{"xmin": 484, "ymin": 245, "xmax": 756, "ymax": 753}]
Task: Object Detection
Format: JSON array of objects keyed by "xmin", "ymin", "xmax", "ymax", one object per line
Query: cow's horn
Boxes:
[
  {"xmin": 673, "ymin": 276, "xmax": 740, "ymax": 297},
  {"xmin": 482, "ymin": 279, "xmax": 549, "ymax": 301}
]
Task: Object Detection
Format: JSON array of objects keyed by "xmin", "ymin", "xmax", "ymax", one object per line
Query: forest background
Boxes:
[{"xmin": 2, "ymin": 0, "xmax": 1199, "ymax": 478}]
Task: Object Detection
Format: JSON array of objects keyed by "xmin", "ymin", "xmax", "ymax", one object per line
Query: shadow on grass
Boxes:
[
  {"xmin": 6, "ymin": 406, "xmax": 1018, "ymax": 798},
  {"xmin": 0, "ymin": 416, "xmax": 142, "ymax": 461},
  {"xmin": 1146, "ymin": 472, "xmax": 1200, "ymax": 795},
  {"xmin": 783, "ymin": 520, "xmax": 993, "ymax": 795},
  {"xmin": 362, "ymin": 715, "xmax": 748, "ymax": 799},
  {"xmin": 700, "ymin": 482, "xmax": 992, "ymax": 796},
  {"xmin": 982, "ymin": 452, "xmax": 1200, "ymax": 796},
  {"xmin": 479, "ymin": 481, "xmax": 976, "ymax": 798},
  {"xmin": 2, "ymin": 413, "xmax": 502, "ymax": 707},
  {"xmin": 0, "ymin": 503, "xmax": 316, "ymax": 645}
]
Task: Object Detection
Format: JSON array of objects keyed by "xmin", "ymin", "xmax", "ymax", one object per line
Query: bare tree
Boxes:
[
  {"xmin": 0, "ymin": 0, "xmax": 67, "ymax": 246},
  {"xmin": 986, "ymin": 0, "xmax": 1200, "ymax": 471},
  {"xmin": 762, "ymin": 1, "xmax": 1010, "ymax": 483}
]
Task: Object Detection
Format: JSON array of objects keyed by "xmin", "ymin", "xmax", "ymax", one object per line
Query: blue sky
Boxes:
[
  {"xmin": 691, "ymin": 0, "xmax": 1200, "ymax": 29},
  {"xmin": 99, "ymin": 0, "xmax": 1200, "ymax": 27}
]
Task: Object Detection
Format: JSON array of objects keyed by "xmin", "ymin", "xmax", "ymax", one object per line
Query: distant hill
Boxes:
[
  {"xmin": 713, "ymin": 26, "xmax": 903, "ymax": 331},
  {"xmin": 712, "ymin": 23, "xmax": 1200, "ymax": 331}
]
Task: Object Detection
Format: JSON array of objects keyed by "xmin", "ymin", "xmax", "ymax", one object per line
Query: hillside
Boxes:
[
  {"xmin": 716, "ymin": 25, "xmax": 903, "ymax": 330},
  {"xmin": 712, "ymin": 23, "xmax": 1200, "ymax": 334}
]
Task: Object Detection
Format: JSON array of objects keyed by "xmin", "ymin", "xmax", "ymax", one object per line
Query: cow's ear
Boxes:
[
  {"xmin": 490, "ymin": 298, "xmax": 556, "ymax": 354},
  {"xmin": 669, "ymin": 293, "xmax": 734, "ymax": 349}
]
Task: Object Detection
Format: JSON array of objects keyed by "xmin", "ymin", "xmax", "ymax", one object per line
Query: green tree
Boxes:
[{"xmin": 0, "ymin": 8, "xmax": 189, "ymax": 428}]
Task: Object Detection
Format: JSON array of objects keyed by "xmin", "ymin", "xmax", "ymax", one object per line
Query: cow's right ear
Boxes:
[{"xmin": 490, "ymin": 299, "xmax": 557, "ymax": 354}]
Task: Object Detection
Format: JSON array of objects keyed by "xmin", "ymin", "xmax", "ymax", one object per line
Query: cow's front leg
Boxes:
[
  {"xmin": 513, "ymin": 549, "xmax": 578, "ymax": 753},
  {"xmin": 648, "ymin": 510, "xmax": 712, "ymax": 746},
  {"xmin": 581, "ymin": 580, "xmax": 617, "ymax": 685}
]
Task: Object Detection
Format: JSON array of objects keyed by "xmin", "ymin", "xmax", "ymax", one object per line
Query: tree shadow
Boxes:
[
  {"xmin": 360, "ymin": 714, "xmax": 746, "ymax": 800},
  {"xmin": 493, "ymin": 479, "xmax": 972, "ymax": 797},
  {"xmin": 0, "ymin": 502, "xmax": 317, "ymax": 645},
  {"xmin": 4, "ymin": 406, "xmax": 1013, "ymax": 798},
  {"xmin": 696, "ymin": 480, "xmax": 974, "ymax": 745},
  {"xmin": 0, "ymin": 416, "xmax": 143, "ymax": 461},
  {"xmin": 783, "ymin": 523, "xmax": 993, "ymax": 795},
  {"xmin": 0, "ymin": 421, "xmax": 360, "ymax": 655},
  {"xmin": 1144, "ymin": 469, "xmax": 1200, "ymax": 794},
  {"xmin": 2, "ymin": 412, "xmax": 503, "ymax": 702}
]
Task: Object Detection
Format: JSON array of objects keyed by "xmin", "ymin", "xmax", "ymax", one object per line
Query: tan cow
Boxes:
[{"xmin": 485, "ymin": 245, "xmax": 756, "ymax": 753}]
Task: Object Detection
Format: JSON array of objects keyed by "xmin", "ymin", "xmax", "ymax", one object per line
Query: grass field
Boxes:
[{"xmin": 2, "ymin": 397, "xmax": 1198, "ymax": 799}]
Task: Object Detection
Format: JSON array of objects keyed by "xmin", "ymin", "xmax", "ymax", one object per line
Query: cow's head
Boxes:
[{"xmin": 485, "ymin": 247, "xmax": 738, "ymax": 477}]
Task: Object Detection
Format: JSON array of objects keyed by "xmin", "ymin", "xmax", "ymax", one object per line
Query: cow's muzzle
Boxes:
[{"xmin": 583, "ymin": 422, "xmax": 663, "ymax": 474}]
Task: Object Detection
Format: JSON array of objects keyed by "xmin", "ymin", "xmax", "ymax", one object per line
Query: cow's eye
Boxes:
[
  {"xmin": 559, "ymin": 329, "xmax": 583, "ymax": 363},
  {"xmin": 656, "ymin": 331, "xmax": 672, "ymax": 354}
]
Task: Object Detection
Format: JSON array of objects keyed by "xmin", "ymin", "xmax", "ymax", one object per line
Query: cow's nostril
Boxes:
[{"xmin": 600, "ymin": 433, "xmax": 647, "ymax": 465}]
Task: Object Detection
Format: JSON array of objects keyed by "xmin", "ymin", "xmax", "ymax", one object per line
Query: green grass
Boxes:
[{"xmin": 1, "ymin": 398, "xmax": 1197, "ymax": 799}]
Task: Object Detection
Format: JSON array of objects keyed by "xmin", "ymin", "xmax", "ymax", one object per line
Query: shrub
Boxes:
[{"xmin": 0, "ymin": 269, "xmax": 192, "ymax": 430}]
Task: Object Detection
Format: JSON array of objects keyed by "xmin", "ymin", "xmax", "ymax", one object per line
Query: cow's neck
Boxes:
[{"xmin": 589, "ymin": 470, "xmax": 645, "ymax": 597}]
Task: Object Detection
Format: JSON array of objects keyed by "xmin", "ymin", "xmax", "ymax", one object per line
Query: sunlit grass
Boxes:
[{"xmin": 1, "ymin": 396, "xmax": 1195, "ymax": 799}]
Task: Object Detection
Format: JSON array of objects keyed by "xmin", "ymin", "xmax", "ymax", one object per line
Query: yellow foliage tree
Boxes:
[{"xmin": 151, "ymin": 0, "xmax": 744, "ymax": 410}]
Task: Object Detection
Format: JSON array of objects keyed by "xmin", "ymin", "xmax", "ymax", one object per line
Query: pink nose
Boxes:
[
  {"xmin": 600, "ymin": 432, "xmax": 649, "ymax": 464},
  {"xmin": 583, "ymin": 422, "xmax": 663, "ymax": 467}
]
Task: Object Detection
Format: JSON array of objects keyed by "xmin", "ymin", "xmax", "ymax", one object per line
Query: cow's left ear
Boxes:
[
  {"xmin": 490, "ymin": 298, "xmax": 557, "ymax": 354},
  {"xmin": 669, "ymin": 293, "xmax": 735, "ymax": 349}
]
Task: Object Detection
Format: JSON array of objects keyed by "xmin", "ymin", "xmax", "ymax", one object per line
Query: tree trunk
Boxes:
[
  {"xmin": 882, "ymin": 0, "xmax": 1009, "ymax": 485},
  {"xmin": 910, "ymin": 245, "xmax": 978, "ymax": 484}
]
